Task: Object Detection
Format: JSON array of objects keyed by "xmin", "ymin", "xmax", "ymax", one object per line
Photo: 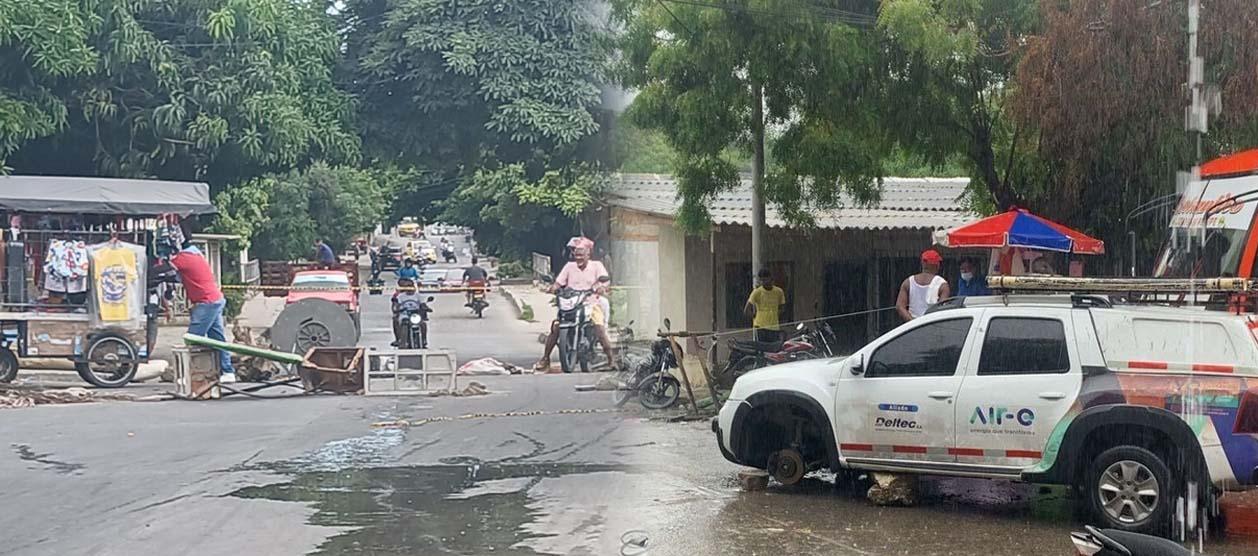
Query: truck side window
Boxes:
[
  {"xmin": 867, "ymin": 318, "xmax": 973, "ymax": 378},
  {"xmin": 978, "ymin": 318, "xmax": 1070, "ymax": 375}
]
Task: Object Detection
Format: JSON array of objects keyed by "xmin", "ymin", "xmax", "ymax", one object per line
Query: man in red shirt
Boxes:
[{"xmin": 167, "ymin": 243, "xmax": 236, "ymax": 383}]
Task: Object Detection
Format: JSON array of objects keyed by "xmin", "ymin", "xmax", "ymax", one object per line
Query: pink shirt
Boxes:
[{"xmin": 556, "ymin": 261, "xmax": 608, "ymax": 291}]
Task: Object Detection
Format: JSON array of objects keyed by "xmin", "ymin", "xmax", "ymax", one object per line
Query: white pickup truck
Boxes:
[{"xmin": 714, "ymin": 294, "xmax": 1258, "ymax": 535}]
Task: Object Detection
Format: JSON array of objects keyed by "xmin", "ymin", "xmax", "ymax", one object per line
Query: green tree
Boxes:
[
  {"xmin": 340, "ymin": 0, "xmax": 604, "ymax": 166},
  {"xmin": 0, "ymin": 0, "xmax": 98, "ymax": 168},
  {"xmin": 339, "ymin": 0, "xmax": 610, "ymax": 249},
  {"xmin": 1012, "ymin": 0, "xmax": 1258, "ymax": 272},
  {"xmin": 215, "ymin": 163, "xmax": 395, "ymax": 260},
  {"xmin": 441, "ymin": 163, "xmax": 603, "ymax": 259},
  {"xmin": 876, "ymin": 0, "xmax": 1041, "ymax": 211},
  {"xmin": 2, "ymin": 0, "xmax": 358, "ymax": 184},
  {"xmin": 612, "ymin": 0, "xmax": 886, "ymax": 231}
]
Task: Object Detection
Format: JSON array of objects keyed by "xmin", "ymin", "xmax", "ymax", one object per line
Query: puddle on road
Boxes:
[{"xmin": 230, "ymin": 460, "xmax": 643, "ymax": 555}]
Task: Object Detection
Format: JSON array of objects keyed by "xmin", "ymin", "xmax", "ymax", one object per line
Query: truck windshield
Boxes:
[{"xmin": 1154, "ymin": 227, "xmax": 1248, "ymax": 277}]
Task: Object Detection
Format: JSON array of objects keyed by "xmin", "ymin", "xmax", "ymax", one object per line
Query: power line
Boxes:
[{"xmin": 656, "ymin": 0, "xmax": 696, "ymax": 38}]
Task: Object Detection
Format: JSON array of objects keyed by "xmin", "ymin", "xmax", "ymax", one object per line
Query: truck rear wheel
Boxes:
[{"xmin": 1085, "ymin": 445, "xmax": 1172, "ymax": 535}]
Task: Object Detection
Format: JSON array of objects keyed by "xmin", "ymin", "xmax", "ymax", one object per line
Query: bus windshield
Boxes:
[
  {"xmin": 1153, "ymin": 174, "xmax": 1258, "ymax": 278},
  {"xmin": 1153, "ymin": 227, "xmax": 1249, "ymax": 277}
]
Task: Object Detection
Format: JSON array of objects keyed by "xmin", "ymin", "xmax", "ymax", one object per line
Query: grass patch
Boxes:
[{"xmin": 520, "ymin": 302, "xmax": 534, "ymax": 321}]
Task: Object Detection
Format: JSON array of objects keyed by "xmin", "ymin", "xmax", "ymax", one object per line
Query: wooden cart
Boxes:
[
  {"xmin": 0, "ymin": 175, "xmax": 215, "ymax": 387},
  {"xmin": 0, "ymin": 310, "xmax": 151, "ymax": 388}
]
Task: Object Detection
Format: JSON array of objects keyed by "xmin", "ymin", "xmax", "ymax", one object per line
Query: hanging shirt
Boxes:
[
  {"xmin": 170, "ymin": 247, "xmax": 223, "ymax": 304},
  {"xmin": 92, "ymin": 245, "xmax": 140, "ymax": 321}
]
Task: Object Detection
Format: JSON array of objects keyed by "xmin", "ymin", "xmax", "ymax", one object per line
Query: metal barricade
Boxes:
[{"xmin": 364, "ymin": 349, "xmax": 457, "ymax": 395}]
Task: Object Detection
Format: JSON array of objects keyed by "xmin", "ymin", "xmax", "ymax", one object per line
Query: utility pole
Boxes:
[
  {"xmin": 750, "ymin": 84, "xmax": 766, "ymax": 280},
  {"xmin": 1186, "ymin": 0, "xmax": 1206, "ymax": 167}
]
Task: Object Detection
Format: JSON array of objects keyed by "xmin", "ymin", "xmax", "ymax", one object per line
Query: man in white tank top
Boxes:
[{"xmin": 896, "ymin": 249, "xmax": 951, "ymax": 321}]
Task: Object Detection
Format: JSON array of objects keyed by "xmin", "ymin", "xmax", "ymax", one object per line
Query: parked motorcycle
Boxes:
[
  {"xmin": 1070, "ymin": 526, "xmax": 1190, "ymax": 556},
  {"xmin": 397, "ymin": 296, "xmax": 434, "ymax": 349},
  {"xmin": 712, "ymin": 322, "xmax": 839, "ymax": 387},
  {"xmin": 613, "ymin": 319, "xmax": 682, "ymax": 409}
]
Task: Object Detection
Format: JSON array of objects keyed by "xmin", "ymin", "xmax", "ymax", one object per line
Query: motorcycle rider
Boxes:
[
  {"xmin": 391, "ymin": 276, "xmax": 428, "ymax": 348},
  {"xmin": 395, "ymin": 257, "xmax": 419, "ymax": 281},
  {"xmin": 534, "ymin": 237, "xmax": 616, "ymax": 372},
  {"xmin": 462, "ymin": 256, "xmax": 489, "ymax": 307}
]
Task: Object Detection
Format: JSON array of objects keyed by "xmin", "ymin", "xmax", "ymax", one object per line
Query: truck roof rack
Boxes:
[{"xmin": 986, "ymin": 276, "xmax": 1257, "ymax": 294}]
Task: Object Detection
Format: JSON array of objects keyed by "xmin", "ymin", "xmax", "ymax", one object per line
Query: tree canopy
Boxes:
[
  {"xmin": 612, "ymin": 0, "xmax": 891, "ymax": 231},
  {"xmin": 1, "ymin": 0, "xmax": 359, "ymax": 186}
]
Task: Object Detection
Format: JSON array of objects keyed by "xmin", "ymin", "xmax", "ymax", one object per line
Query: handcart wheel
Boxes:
[
  {"xmin": 75, "ymin": 333, "xmax": 139, "ymax": 388},
  {"xmin": 0, "ymin": 347, "xmax": 17, "ymax": 383}
]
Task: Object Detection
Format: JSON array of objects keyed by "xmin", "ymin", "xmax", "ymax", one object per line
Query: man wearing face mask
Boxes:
[{"xmin": 955, "ymin": 258, "xmax": 990, "ymax": 297}]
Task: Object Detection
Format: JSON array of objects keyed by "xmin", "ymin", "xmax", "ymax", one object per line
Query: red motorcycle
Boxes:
[{"xmin": 712, "ymin": 322, "xmax": 837, "ymax": 388}]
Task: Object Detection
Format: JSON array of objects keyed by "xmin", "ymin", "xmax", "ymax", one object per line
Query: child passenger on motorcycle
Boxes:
[{"xmin": 534, "ymin": 237, "xmax": 616, "ymax": 372}]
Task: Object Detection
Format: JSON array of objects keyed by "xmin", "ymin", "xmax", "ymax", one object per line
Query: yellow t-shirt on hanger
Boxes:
[{"xmin": 92, "ymin": 245, "xmax": 139, "ymax": 322}]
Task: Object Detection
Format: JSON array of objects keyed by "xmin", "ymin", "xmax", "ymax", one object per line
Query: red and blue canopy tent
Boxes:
[{"xmin": 933, "ymin": 208, "xmax": 1105, "ymax": 255}]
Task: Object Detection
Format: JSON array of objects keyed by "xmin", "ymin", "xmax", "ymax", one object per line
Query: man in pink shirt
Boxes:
[{"xmin": 535, "ymin": 237, "xmax": 615, "ymax": 372}]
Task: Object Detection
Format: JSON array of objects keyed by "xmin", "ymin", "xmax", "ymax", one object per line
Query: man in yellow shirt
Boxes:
[{"xmin": 745, "ymin": 268, "xmax": 786, "ymax": 343}]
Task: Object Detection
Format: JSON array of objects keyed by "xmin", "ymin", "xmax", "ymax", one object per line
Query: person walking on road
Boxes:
[
  {"xmin": 896, "ymin": 249, "xmax": 950, "ymax": 321},
  {"xmin": 161, "ymin": 240, "xmax": 237, "ymax": 383},
  {"xmin": 745, "ymin": 268, "xmax": 786, "ymax": 343}
]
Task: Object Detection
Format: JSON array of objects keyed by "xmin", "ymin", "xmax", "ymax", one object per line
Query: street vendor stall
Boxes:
[
  {"xmin": 0, "ymin": 176, "xmax": 214, "ymax": 387},
  {"xmin": 932, "ymin": 208, "xmax": 1105, "ymax": 276}
]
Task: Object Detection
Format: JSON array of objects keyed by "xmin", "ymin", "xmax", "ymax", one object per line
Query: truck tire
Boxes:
[{"xmin": 1085, "ymin": 445, "xmax": 1173, "ymax": 535}]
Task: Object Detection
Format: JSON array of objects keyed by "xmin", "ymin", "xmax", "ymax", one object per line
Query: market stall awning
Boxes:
[
  {"xmin": 0, "ymin": 175, "xmax": 214, "ymax": 216},
  {"xmin": 932, "ymin": 208, "xmax": 1104, "ymax": 255}
]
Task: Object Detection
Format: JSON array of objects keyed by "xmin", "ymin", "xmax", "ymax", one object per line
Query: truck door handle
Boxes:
[
  {"xmin": 1038, "ymin": 392, "xmax": 1067, "ymax": 400},
  {"xmin": 927, "ymin": 391, "xmax": 953, "ymax": 400}
]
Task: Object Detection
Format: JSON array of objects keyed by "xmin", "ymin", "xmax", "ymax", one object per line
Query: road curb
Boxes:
[{"xmin": 499, "ymin": 288, "xmax": 532, "ymax": 322}]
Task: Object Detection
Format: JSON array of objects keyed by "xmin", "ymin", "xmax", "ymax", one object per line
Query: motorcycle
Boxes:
[
  {"xmin": 1070, "ymin": 526, "xmax": 1190, "ymax": 556},
  {"xmin": 712, "ymin": 322, "xmax": 839, "ymax": 388},
  {"xmin": 613, "ymin": 319, "xmax": 682, "ymax": 410},
  {"xmin": 467, "ymin": 280, "xmax": 489, "ymax": 318},
  {"xmin": 442, "ymin": 245, "xmax": 457, "ymax": 263},
  {"xmin": 396, "ymin": 296, "xmax": 434, "ymax": 349},
  {"xmin": 542, "ymin": 274, "xmax": 608, "ymax": 373}
]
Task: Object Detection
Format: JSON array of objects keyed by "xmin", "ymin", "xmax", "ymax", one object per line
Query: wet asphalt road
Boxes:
[{"xmin": 4, "ymin": 232, "xmax": 1258, "ymax": 555}]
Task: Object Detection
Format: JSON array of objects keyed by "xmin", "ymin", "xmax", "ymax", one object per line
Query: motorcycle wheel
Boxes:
[
  {"xmin": 638, "ymin": 375, "xmax": 681, "ymax": 410},
  {"xmin": 558, "ymin": 329, "xmax": 576, "ymax": 374},
  {"xmin": 718, "ymin": 356, "xmax": 764, "ymax": 388},
  {"xmin": 475, "ymin": 305, "xmax": 484, "ymax": 318},
  {"xmin": 611, "ymin": 369, "xmax": 637, "ymax": 407},
  {"xmin": 577, "ymin": 335, "xmax": 592, "ymax": 373}
]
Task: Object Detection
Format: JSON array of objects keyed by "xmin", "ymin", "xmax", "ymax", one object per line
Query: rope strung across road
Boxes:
[
  {"xmin": 661, "ymin": 305, "xmax": 900, "ymax": 340},
  {"xmin": 370, "ymin": 407, "xmax": 626, "ymax": 429}
]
